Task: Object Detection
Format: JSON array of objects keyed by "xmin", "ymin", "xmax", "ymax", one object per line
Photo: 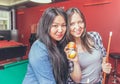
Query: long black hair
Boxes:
[
  {"xmin": 37, "ymin": 7, "xmax": 69, "ymax": 84},
  {"xmin": 66, "ymin": 7, "xmax": 94, "ymax": 53}
]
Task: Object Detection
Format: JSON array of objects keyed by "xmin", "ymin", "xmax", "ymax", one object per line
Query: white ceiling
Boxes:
[
  {"xmin": 0, "ymin": 0, "xmax": 52, "ymax": 10},
  {"xmin": 0, "ymin": 0, "xmax": 67, "ymax": 10},
  {"xmin": 0, "ymin": 0, "xmax": 33, "ymax": 6}
]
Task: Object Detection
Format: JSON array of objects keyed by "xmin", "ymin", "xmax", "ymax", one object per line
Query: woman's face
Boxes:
[
  {"xmin": 70, "ymin": 12, "xmax": 85, "ymax": 38},
  {"xmin": 49, "ymin": 15, "xmax": 66, "ymax": 41}
]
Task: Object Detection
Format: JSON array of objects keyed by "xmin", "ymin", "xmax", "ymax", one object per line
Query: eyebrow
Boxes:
[{"xmin": 52, "ymin": 22, "xmax": 66, "ymax": 24}]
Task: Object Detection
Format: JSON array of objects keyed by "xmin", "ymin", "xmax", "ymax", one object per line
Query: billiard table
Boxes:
[{"xmin": 0, "ymin": 60, "xmax": 28, "ymax": 84}]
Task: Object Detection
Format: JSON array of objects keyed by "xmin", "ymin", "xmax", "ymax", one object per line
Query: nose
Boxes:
[
  {"xmin": 74, "ymin": 23, "xmax": 79, "ymax": 29},
  {"xmin": 57, "ymin": 26, "xmax": 62, "ymax": 32}
]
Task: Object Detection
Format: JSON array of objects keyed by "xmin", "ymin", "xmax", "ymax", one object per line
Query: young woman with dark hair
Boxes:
[{"xmin": 23, "ymin": 7, "xmax": 69, "ymax": 84}]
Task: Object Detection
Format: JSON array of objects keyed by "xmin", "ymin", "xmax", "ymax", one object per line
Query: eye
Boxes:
[
  {"xmin": 61, "ymin": 24, "xmax": 66, "ymax": 27},
  {"xmin": 52, "ymin": 25, "xmax": 58, "ymax": 28},
  {"xmin": 70, "ymin": 23, "xmax": 75, "ymax": 26},
  {"xmin": 78, "ymin": 21, "xmax": 84, "ymax": 24}
]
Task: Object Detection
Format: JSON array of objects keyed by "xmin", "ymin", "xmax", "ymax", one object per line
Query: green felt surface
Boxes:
[{"xmin": 0, "ymin": 60, "xmax": 28, "ymax": 84}]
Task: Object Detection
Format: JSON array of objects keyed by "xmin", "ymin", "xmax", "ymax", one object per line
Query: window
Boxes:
[{"xmin": 0, "ymin": 10, "xmax": 11, "ymax": 30}]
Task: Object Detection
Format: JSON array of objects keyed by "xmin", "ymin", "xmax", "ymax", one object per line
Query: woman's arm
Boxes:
[
  {"xmin": 102, "ymin": 57, "xmax": 112, "ymax": 74},
  {"xmin": 70, "ymin": 60, "xmax": 82, "ymax": 83},
  {"xmin": 64, "ymin": 45, "xmax": 81, "ymax": 83},
  {"xmin": 93, "ymin": 32, "xmax": 112, "ymax": 73},
  {"xmin": 29, "ymin": 41, "xmax": 56, "ymax": 84}
]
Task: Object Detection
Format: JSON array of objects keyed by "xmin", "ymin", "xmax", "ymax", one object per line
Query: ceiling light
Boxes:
[{"xmin": 30, "ymin": 0, "xmax": 52, "ymax": 3}]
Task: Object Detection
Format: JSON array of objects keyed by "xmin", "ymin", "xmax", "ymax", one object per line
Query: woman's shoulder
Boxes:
[
  {"xmin": 30, "ymin": 40, "xmax": 48, "ymax": 55},
  {"xmin": 29, "ymin": 40, "xmax": 48, "ymax": 61},
  {"xmin": 87, "ymin": 31, "xmax": 100, "ymax": 36},
  {"xmin": 32, "ymin": 40, "xmax": 47, "ymax": 49},
  {"xmin": 87, "ymin": 31, "xmax": 101, "ymax": 40}
]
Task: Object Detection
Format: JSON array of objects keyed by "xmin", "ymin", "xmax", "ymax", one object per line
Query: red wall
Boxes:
[{"xmin": 16, "ymin": 0, "xmax": 120, "ymax": 53}]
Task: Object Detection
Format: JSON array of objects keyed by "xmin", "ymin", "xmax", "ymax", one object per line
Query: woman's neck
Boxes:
[
  {"xmin": 74, "ymin": 37, "xmax": 84, "ymax": 53},
  {"xmin": 74, "ymin": 37, "xmax": 81, "ymax": 45}
]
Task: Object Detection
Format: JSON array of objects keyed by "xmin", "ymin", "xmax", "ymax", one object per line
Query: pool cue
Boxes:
[{"xmin": 102, "ymin": 32, "xmax": 112, "ymax": 84}]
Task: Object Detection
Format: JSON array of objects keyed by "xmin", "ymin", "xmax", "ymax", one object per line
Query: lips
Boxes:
[
  {"xmin": 76, "ymin": 31, "xmax": 81, "ymax": 34},
  {"xmin": 74, "ymin": 29, "xmax": 82, "ymax": 35},
  {"xmin": 56, "ymin": 34, "xmax": 64, "ymax": 38}
]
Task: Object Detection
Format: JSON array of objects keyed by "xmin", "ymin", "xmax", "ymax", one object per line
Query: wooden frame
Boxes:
[{"xmin": 83, "ymin": 0, "xmax": 112, "ymax": 6}]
